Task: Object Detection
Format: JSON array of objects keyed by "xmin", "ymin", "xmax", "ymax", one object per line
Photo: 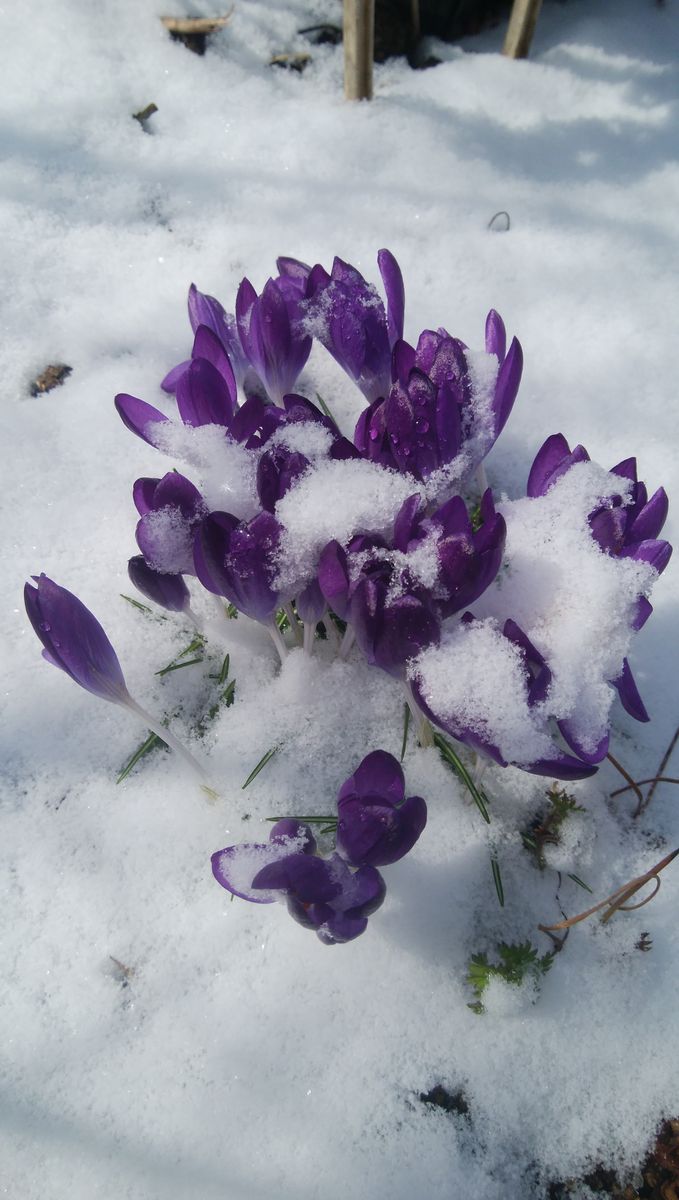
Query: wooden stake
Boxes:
[
  {"xmin": 343, "ymin": 0, "xmax": 374, "ymax": 101},
  {"xmin": 502, "ymin": 0, "xmax": 543, "ymax": 60}
]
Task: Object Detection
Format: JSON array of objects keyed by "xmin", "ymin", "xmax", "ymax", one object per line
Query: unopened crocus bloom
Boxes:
[
  {"xmin": 161, "ymin": 283, "xmax": 250, "ymax": 394},
  {"xmin": 355, "ymin": 311, "xmax": 522, "ymax": 485},
  {"xmin": 236, "ymin": 275, "xmax": 312, "ymax": 403},
  {"xmin": 300, "ymin": 250, "xmax": 404, "ymax": 403},
  {"xmin": 336, "ymin": 750, "xmax": 427, "ymax": 867},
  {"xmin": 194, "ymin": 510, "xmax": 285, "ymax": 625},
  {"xmin": 212, "ymin": 819, "xmax": 386, "ymax": 945},
  {"xmin": 127, "ymin": 555, "xmax": 191, "ymax": 614},
  {"xmin": 527, "ymin": 434, "xmax": 672, "ymax": 722},
  {"xmin": 24, "ymin": 575, "xmax": 206, "ymax": 778}
]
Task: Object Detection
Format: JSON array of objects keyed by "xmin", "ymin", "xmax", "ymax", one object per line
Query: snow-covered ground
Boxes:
[{"xmin": 2, "ymin": 1, "xmax": 678, "ymax": 1197}]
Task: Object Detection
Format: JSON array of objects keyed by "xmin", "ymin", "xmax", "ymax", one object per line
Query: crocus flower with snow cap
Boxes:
[
  {"xmin": 24, "ymin": 575, "xmax": 206, "ymax": 778},
  {"xmin": 298, "ymin": 250, "xmax": 404, "ymax": 403},
  {"xmin": 336, "ymin": 750, "xmax": 427, "ymax": 868},
  {"xmin": 355, "ymin": 311, "xmax": 522, "ymax": 486},
  {"xmin": 212, "ymin": 818, "xmax": 386, "ymax": 944},
  {"xmin": 527, "ymin": 434, "xmax": 672, "ymax": 723}
]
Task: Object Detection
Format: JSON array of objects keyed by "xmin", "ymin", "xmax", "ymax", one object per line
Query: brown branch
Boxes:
[
  {"xmin": 607, "ymin": 751, "xmax": 645, "ymax": 811},
  {"xmin": 538, "ymin": 847, "xmax": 678, "ymax": 933},
  {"xmin": 635, "ymin": 724, "xmax": 679, "ymax": 818},
  {"xmin": 610, "ymin": 776, "xmax": 679, "ymax": 798}
]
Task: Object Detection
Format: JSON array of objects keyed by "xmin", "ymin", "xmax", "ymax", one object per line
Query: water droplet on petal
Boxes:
[
  {"xmin": 415, "ymin": 417, "xmax": 430, "ymax": 434},
  {"xmin": 391, "ymin": 435, "xmax": 399, "ymax": 446},
  {"xmin": 39, "ymin": 621, "xmax": 51, "ymax": 632},
  {"xmin": 369, "ymin": 427, "xmax": 379, "ymax": 442}
]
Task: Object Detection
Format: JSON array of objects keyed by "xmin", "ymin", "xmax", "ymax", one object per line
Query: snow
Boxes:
[{"xmin": 3, "ymin": 1, "xmax": 679, "ymax": 1198}]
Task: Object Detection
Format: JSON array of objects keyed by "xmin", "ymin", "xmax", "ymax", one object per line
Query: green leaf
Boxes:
[
  {"xmin": 433, "ymin": 733, "xmax": 491, "ymax": 823},
  {"xmin": 400, "ymin": 703, "xmax": 410, "ymax": 762},
  {"xmin": 223, "ymin": 679, "xmax": 236, "ymax": 708},
  {"xmin": 242, "ymin": 746, "xmax": 278, "ymax": 789},
  {"xmin": 217, "ymin": 653, "xmax": 230, "ymax": 686},
  {"xmin": 567, "ymin": 873, "xmax": 593, "ymax": 893},
  {"xmin": 120, "ymin": 593, "xmax": 153, "ymax": 614},
  {"xmin": 226, "ymin": 603, "xmax": 238, "ymax": 619},
  {"xmin": 117, "ymin": 731, "xmax": 164, "ymax": 783},
  {"xmin": 265, "ymin": 814, "xmax": 336, "ymax": 827},
  {"xmin": 315, "ymin": 392, "xmax": 335, "ymax": 422},
  {"xmin": 155, "ymin": 656, "xmax": 204, "ymax": 677},
  {"xmin": 491, "ymin": 856, "xmax": 505, "ymax": 907}
]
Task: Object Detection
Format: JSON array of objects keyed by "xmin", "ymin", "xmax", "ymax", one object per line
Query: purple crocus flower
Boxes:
[
  {"xmin": 318, "ymin": 534, "xmax": 440, "ymax": 677},
  {"xmin": 212, "ymin": 819, "xmax": 386, "ymax": 944},
  {"xmin": 336, "ymin": 751, "xmax": 427, "ymax": 867},
  {"xmin": 393, "ymin": 490, "xmax": 506, "ymax": 619},
  {"xmin": 236, "ymin": 275, "xmax": 312, "ymax": 404},
  {"xmin": 411, "ymin": 614, "xmax": 600, "ymax": 781},
  {"xmin": 256, "ymin": 445, "xmax": 311, "ymax": 513},
  {"xmin": 25, "ymin": 574, "xmax": 131, "ymax": 706},
  {"xmin": 527, "ymin": 434, "xmax": 672, "ymax": 723},
  {"xmin": 161, "ymin": 283, "xmax": 250, "ymax": 394},
  {"xmin": 194, "ymin": 510, "xmax": 285, "ymax": 623},
  {"xmin": 301, "ymin": 250, "xmax": 404, "ymax": 403},
  {"xmin": 134, "ymin": 472, "xmax": 207, "ymax": 576},
  {"xmin": 355, "ymin": 312, "xmax": 522, "ymax": 484}
]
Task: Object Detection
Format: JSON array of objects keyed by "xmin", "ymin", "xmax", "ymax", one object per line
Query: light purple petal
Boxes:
[
  {"xmin": 613, "ymin": 658, "xmax": 650, "ymax": 723},
  {"xmin": 114, "ymin": 393, "xmax": 169, "ymax": 447},
  {"xmin": 377, "ymin": 249, "xmax": 405, "ymax": 346},
  {"xmin": 484, "ymin": 309, "xmax": 507, "ymax": 362}
]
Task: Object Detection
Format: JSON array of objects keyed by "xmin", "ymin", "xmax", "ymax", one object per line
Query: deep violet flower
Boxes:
[
  {"xmin": 134, "ymin": 471, "xmax": 207, "ymax": 576},
  {"xmin": 355, "ymin": 312, "xmax": 522, "ymax": 485},
  {"xmin": 411, "ymin": 614, "xmax": 600, "ymax": 781},
  {"xmin": 194, "ymin": 510, "xmax": 285, "ymax": 623},
  {"xmin": 211, "ymin": 818, "xmax": 386, "ymax": 944},
  {"xmin": 299, "ymin": 250, "xmax": 404, "ymax": 403},
  {"xmin": 336, "ymin": 750, "xmax": 427, "ymax": 867},
  {"xmin": 527, "ymin": 434, "xmax": 672, "ymax": 722},
  {"xmin": 318, "ymin": 533, "xmax": 441, "ymax": 677},
  {"xmin": 25, "ymin": 574, "xmax": 131, "ymax": 705},
  {"xmin": 161, "ymin": 283, "xmax": 250, "ymax": 394},
  {"xmin": 236, "ymin": 275, "xmax": 312, "ymax": 403},
  {"xmin": 24, "ymin": 576, "xmax": 206, "ymax": 778}
]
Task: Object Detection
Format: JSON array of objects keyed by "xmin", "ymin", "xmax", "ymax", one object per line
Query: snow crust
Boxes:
[{"xmin": 3, "ymin": 1, "xmax": 679, "ymax": 1198}]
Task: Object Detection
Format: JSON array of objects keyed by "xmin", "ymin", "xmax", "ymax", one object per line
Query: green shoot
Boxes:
[
  {"xmin": 242, "ymin": 746, "xmax": 279, "ymax": 789},
  {"xmin": 490, "ymin": 855, "xmax": 505, "ymax": 906},
  {"xmin": 400, "ymin": 703, "xmax": 410, "ymax": 762},
  {"xmin": 117, "ymin": 731, "xmax": 165, "ymax": 783},
  {"xmin": 433, "ymin": 732, "xmax": 491, "ymax": 824},
  {"xmin": 315, "ymin": 392, "xmax": 336, "ymax": 423},
  {"xmin": 522, "ymin": 784, "xmax": 585, "ymax": 868}
]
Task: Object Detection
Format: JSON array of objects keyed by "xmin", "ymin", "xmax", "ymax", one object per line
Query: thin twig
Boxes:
[
  {"xmin": 610, "ymin": 776, "xmax": 679, "ymax": 798},
  {"xmin": 538, "ymin": 847, "xmax": 678, "ymax": 933},
  {"xmin": 635, "ymin": 724, "xmax": 679, "ymax": 818},
  {"xmin": 607, "ymin": 751, "xmax": 644, "ymax": 812}
]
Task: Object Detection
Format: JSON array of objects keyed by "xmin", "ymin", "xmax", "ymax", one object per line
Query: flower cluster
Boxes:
[
  {"xmin": 212, "ymin": 752, "xmax": 426, "ymax": 944},
  {"xmin": 25, "ymin": 249, "xmax": 672, "ymax": 944}
]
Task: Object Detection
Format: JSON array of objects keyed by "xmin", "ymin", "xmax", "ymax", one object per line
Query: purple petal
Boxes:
[
  {"xmin": 632, "ymin": 595, "xmax": 653, "ymax": 631},
  {"xmin": 377, "ymin": 249, "xmax": 405, "ymax": 346},
  {"xmin": 128, "ymin": 556, "xmax": 190, "ymax": 613},
  {"xmin": 161, "ymin": 360, "xmax": 191, "ymax": 394},
  {"xmin": 318, "ymin": 540, "xmax": 350, "ymax": 620},
  {"xmin": 211, "ymin": 842, "xmax": 280, "ymax": 904},
  {"xmin": 485, "ymin": 309, "xmax": 506, "ymax": 362},
  {"xmin": 492, "ymin": 336, "xmax": 522, "ymax": 437},
  {"xmin": 393, "ymin": 494, "xmax": 425, "ymax": 552},
  {"xmin": 620, "ymin": 539, "xmax": 672, "ymax": 574},
  {"xmin": 338, "ymin": 750, "xmax": 405, "ymax": 806},
  {"xmin": 25, "ymin": 575, "xmax": 129, "ymax": 705},
  {"xmin": 296, "ymin": 578, "xmax": 325, "ymax": 624},
  {"xmin": 193, "ymin": 511, "xmax": 240, "ymax": 596},
  {"xmin": 557, "ymin": 719, "xmax": 609, "ymax": 765},
  {"xmin": 336, "ymin": 793, "xmax": 427, "ymax": 867},
  {"xmin": 628, "ymin": 487, "xmax": 669, "ymax": 542},
  {"xmin": 315, "ymin": 913, "xmax": 369, "ymax": 944},
  {"xmin": 613, "ymin": 658, "xmax": 649, "ymax": 723},
  {"xmin": 192, "ymin": 325, "xmax": 237, "ymax": 404},
  {"xmin": 527, "ymin": 434, "xmax": 590, "ymax": 498},
  {"xmin": 520, "ymin": 755, "xmax": 598, "ymax": 781},
  {"xmin": 176, "ymin": 358, "xmax": 237, "ymax": 428},
  {"xmin": 253, "ymin": 854, "xmax": 341, "ymax": 904},
  {"xmin": 152, "ymin": 472, "xmax": 204, "ymax": 520},
  {"xmin": 132, "ymin": 477, "xmax": 160, "ymax": 516},
  {"xmin": 114, "ymin": 393, "xmax": 169, "ymax": 447},
  {"xmin": 268, "ymin": 820, "xmax": 317, "ymax": 853}
]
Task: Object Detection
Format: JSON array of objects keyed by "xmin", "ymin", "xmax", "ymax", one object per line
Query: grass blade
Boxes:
[
  {"xmin": 315, "ymin": 392, "xmax": 335, "ymax": 423},
  {"xmin": 155, "ymin": 656, "xmax": 204, "ymax": 677},
  {"xmin": 491, "ymin": 856, "xmax": 505, "ymax": 907},
  {"xmin": 433, "ymin": 733, "xmax": 491, "ymax": 823},
  {"xmin": 400, "ymin": 703, "xmax": 410, "ymax": 762},
  {"xmin": 218, "ymin": 653, "xmax": 230, "ymax": 686},
  {"xmin": 117, "ymin": 731, "xmax": 164, "ymax": 783},
  {"xmin": 567, "ymin": 873, "xmax": 593, "ymax": 893},
  {"xmin": 242, "ymin": 746, "xmax": 278, "ymax": 789}
]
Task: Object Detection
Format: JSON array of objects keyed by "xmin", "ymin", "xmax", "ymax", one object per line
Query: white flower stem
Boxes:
[
  {"xmin": 124, "ymin": 697, "xmax": 209, "ymax": 782},
  {"xmin": 267, "ymin": 621, "xmax": 288, "ymax": 664},
  {"xmin": 402, "ymin": 683, "xmax": 434, "ymax": 748},
  {"xmin": 303, "ymin": 620, "xmax": 315, "ymax": 656},
  {"xmin": 476, "ymin": 462, "xmax": 489, "ymax": 495},
  {"xmin": 338, "ymin": 625, "xmax": 355, "ymax": 660},
  {"xmin": 283, "ymin": 603, "xmax": 303, "ymax": 646}
]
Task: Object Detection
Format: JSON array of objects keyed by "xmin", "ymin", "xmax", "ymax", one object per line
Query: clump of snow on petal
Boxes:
[
  {"xmin": 410, "ymin": 619, "xmax": 558, "ymax": 765},
  {"xmin": 274, "ymin": 458, "xmax": 424, "ymax": 591},
  {"xmin": 474, "ymin": 460, "xmax": 657, "ymax": 755},
  {"xmin": 270, "ymin": 421, "xmax": 333, "ymax": 459},
  {"xmin": 153, "ymin": 421, "xmax": 259, "ymax": 518}
]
